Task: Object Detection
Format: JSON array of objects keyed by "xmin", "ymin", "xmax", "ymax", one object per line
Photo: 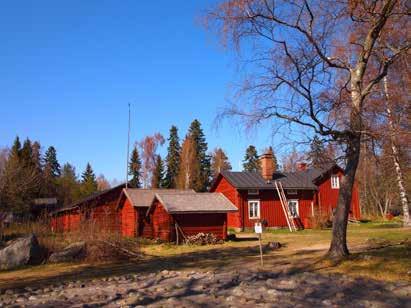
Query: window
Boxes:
[
  {"xmin": 331, "ymin": 175, "xmax": 340, "ymax": 189},
  {"xmin": 287, "ymin": 200, "xmax": 299, "ymax": 218},
  {"xmin": 248, "ymin": 189, "xmax": 259, "ymax": 195},
  {"xmin": 248, "ymin": 200, "xmax": 260, "ymax": 219},
  {"xmin": 287, "ymin": 189, "xmax": 297, "ymax": 195}
]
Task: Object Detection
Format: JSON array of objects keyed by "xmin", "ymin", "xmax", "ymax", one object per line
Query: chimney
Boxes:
[
  {"xmin": 259, "ymin": 148, "xmax": 275, "ymax": 181},
  {"xmin": 296, "ymin": 162, "xmax": 307, "ymax": 171}
]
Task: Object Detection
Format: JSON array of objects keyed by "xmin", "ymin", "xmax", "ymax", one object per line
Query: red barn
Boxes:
[
  {"xmin": 117, "ymin": 189, "xmax": 194, "ymax": 238},
  {"xmin": 147, "ymin": 192, "xmax": 237, "ymax": 241},
  {"xmin": 210, "ymin": 150, "xmax": 361, "ymax": 231},
  {"xmin": 51, "ymin": 184, "xmax": 125, "ymax": 233}
]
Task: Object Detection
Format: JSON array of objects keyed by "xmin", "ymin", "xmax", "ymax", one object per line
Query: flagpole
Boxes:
[{"xmin": 126, "ymin": 103, "xmax": 131, "ymax": 189}]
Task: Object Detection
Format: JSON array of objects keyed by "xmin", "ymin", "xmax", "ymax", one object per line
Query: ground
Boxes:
[{"xmin": 0, "ymin": 222, "xmax": 410, "ymax": 307}]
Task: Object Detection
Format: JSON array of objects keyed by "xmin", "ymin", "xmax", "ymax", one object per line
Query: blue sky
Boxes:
[{"xmin": 1, "ymin": 1, "xmax": 300, "ymax": 182}]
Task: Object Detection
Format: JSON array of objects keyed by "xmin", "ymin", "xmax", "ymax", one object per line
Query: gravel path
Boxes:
[{"xmin": 0, "ymin": 268, "xmax": 410, "ymax": 307}]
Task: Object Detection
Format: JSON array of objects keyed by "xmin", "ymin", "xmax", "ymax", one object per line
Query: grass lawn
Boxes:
[{"xmin": 0, "ymin": 221, "xmax": 409, "ymax": 290}]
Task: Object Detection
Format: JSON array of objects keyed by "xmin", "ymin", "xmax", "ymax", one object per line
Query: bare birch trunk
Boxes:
[{"xmin": 383, "ymin": 76, "xmax": 410, "ymax": 226}]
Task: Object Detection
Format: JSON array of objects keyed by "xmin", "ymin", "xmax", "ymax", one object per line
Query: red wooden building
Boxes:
[
  {"xmin": 51, "ymin": 184, "xmax": 125, "ymax": 233},
  {"xmin": 210, "ymin": 150, "xmax": 361, "ymax": 230},
  {"xmin": 117, "ymin": 189, "xmax": 237, "ymax": 241},
  {"xmin": 117, "ymin": 189, "xmax": 194, "ymax": 237}
]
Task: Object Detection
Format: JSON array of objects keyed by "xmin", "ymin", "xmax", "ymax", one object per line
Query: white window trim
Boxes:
[
  {"xmin": 248, "ymin": 200, "xmax": 260, "ymax": 219},
  {"xmin": 287, "ymin": 189, "xmax": 298, "ymax": 195},
  {"xmin": 331, "ymin": 175, "xmax": 340, "ymax": 189},
  {"xmin": 248, "ymin": 189, "xmax": 259, "ymax": 195},
  {"xmin": 287, "ymin": 199, "xmax": 299, "ymax": 218}
]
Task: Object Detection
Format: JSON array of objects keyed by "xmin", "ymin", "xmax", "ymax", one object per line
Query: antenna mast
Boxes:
[{"xmin": 126, "ymin": 103, "xmax": 131, "ymax": 189}]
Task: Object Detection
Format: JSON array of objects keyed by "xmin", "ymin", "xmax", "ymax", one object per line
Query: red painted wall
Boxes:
[
  {"xmin": 211, "ymin": 176, "xmax": 242, "ymax": 228},
  {"xmin": 121, "ymin": 198, "xmax": 136, "ymax": 237},
  {"xmin": 150, "ymin": 200, "xmax": 174, "ymax": 241},
  {"xmin": 51, "ymin": 210, "xmax": 80, "ymax": 233},
  {"xmin": 173, "ymin": 213, "xmax": 228, "ymax": 240},
  {"xmin": 317, "ymin": 171, "xmax": 361, "ymax": 220},
  {"xmin": 240, "ymin": 189, "xmax": 316, "ymax": 228}
]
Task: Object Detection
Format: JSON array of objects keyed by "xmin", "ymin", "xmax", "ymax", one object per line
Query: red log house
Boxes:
[{"xmin": 210, "ymin": 149, "xmax": 361, "ymax": 230}]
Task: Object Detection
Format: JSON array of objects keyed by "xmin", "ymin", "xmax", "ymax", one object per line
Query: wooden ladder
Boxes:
[{"xmin": 275, "ymin": 181, "xmax": 298, "ymax": 232}]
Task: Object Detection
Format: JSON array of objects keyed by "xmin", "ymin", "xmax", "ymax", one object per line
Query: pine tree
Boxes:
[
  {"xmin": 307, "ymin": 136, "xmax": 333, "ymax": 168},
  {"xmin": 211, "ymin": 148, "xmax": 232, "ymax": 180},
  {"xmin": 243, "ymin": 145, "xmax": 261, "ymax": 172},
  {"xmin": 164, "ymin": 125, "xmax": 181, "ymax": 188},
  {"xmin": 128, "ymin": 146, "xmax": 142, "ymax": 188},
  {"xmin": 0, "ymin": 137, "xmax": 40, "ymax": 214},
  {"xmin": 151, "ymin": 155, "xmax": 165, "ymax": 188},
  {"xmin": 31, "ymin": 141, "xmax": 43, "ymax": 173},
  {"xmin": 188, "ymin": 119, "xmax": 210, "ymax": 191},
  {"xmin": 81, "ymin": 163, "xmax": 98, "ymax": 197}
]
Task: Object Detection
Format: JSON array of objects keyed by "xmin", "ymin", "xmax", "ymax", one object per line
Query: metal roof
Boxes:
[
  {"xmin": 153, "ymin": 192, "xmax": 238, "ymax": 214},
  {"xmin": 221, "ymin": 165, "xmax": 337, "ymax": 190}
]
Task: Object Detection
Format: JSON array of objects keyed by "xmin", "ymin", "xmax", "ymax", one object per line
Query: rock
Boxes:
[
  {"xmin": 232, "ymin": 287, "xmax": 244, "ymax": 297},
  {"xmin": 48, "ymin": 242, "xmax": 86, "ymax": 263},
  {"xmin": 0, "ymin": 234, "xmax": 46, "ymax": 270}
]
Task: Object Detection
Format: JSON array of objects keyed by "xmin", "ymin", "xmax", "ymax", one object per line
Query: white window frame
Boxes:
[
  {"xmin": 287, "ymin": 189, "xmax": 298, "ymax": 195},
  {"xmin": 248, "ymin": 200, "xmax": 260, "ymax": 219},
  {"xmin": 331, "ymin": 175, "xmax": 340, "ymax": 189},
  {"xmin": 248, "ymin": 189, "xmax": 259, "ymax": 195},
  {"xmin": 287, "ymin": 199, "xmax": 299, "ymax": 218}
]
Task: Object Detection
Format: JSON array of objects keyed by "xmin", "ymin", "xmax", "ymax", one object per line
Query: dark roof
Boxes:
[
  {"xmin": 123, "ymin": 188, "xmax": 195, "ymax": 208},
  {"xmin": 221, "ymin": 164, "xmax": 338, "ymax": 190},
  {"xmin": 153, "ymin": 192, "xmax": 238, "ymax": 213},
  {"xmin": 51, "ymin": 183, "xmax": 127, "ymax": 215}
]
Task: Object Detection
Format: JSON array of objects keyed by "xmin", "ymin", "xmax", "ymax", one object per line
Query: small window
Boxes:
[
  {"xmin": 331, "ymin": 175, "xmax": 340, "ymax": 189},
  {"xmin": 248, "ymin": 189, "xmax": 259, "ymax": 195},
  {"xmin": 287, "ymin": 189, "xmax": 297, "ymax": 195},
  {"xmin": 248, "ymin": 200, "xmax": 260, "ymax": 219},
  {"xmin": 287, "ymin": 200, "xmax": 299, "ymax": 218}
]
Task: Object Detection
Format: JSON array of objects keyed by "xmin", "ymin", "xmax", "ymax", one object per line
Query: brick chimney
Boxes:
[
  {"xmin": 296, "ymin": 162, "xmax": 307, "ymax": 171},
  {"xmin": 259, "ymin": 148, "xmax": 275, "ymax": 181}
]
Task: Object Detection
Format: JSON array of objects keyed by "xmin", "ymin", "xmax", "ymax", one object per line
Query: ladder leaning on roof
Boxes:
[{"xmin": 274, "ymin": 181, "xmax": 298, "ymax": 232}]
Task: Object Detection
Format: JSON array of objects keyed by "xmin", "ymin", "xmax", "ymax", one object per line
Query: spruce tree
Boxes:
[
  {"xmin": 164, "ymin": 125, "xmax": 181, "ymax": 188},
  {"xmin": 43, "ymin": 146, "xmax": 61, "ymax": 197},
  {"xmin": 44, "ymin": 146, "xmax": 61, "ymax": 177},
  {"xmin": 81, "ymin": 163, "xmax": 98, "ymax": 197},
  {"xmin": 188, "ymin": 119, "xmax": 210, "ymax": 191},
  {"xmin": 128, "ymin": 146, "xmax": 142, "ymax": 188},
  {"xmin": 151, "ymin": 155, "xmax": 165, "ymax": 188},
  {"xmin": 243, "ymin": 145, "xmax": 261, "ymax": 172},
  {"xmin": 58, "ymin": 163, "xmax": 80, "ymax": 206},
  {"xmin": 20, "ymin": 138, "xmax": 33, "ymax": 167},
  {"xmin": 10, "ymin": 136, "xmax": 21, "ymax": 161}
]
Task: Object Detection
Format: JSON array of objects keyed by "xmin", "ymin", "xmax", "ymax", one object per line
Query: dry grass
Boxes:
[{"xmin": 0, "ymin": 221, "xmax": 409, "ymax": 290}]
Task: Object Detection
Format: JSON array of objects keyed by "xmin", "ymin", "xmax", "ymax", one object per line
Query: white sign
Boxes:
[{"xmin": 254, "ymin": 222, "xmax": 262, "ymax": 234}]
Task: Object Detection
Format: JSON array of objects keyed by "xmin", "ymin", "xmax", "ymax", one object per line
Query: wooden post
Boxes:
[
  {"xmin": 255, "ymin": 222, "xmax": 263, "ymax": 267},
  {"xmin": 175, "ymin": 222, "xmax": 179, "ymax": 245},
  {"xmin": 258, "ymin": 233, "xmax": 263, "ymax": 267}
]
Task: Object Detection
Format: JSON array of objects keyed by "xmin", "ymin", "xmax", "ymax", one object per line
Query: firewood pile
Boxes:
[{"xmin": 184, "ymin": 233, "xmax": 223, "ymax": 245}]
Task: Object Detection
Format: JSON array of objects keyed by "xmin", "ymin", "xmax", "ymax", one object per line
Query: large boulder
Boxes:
[
  {"xmin": 0, "ymin": 234, "xmax": 46, "ymax": 270},
  {"xmin": 48, "ymin": 242, "xmax": 86, "ymax": 263}
]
